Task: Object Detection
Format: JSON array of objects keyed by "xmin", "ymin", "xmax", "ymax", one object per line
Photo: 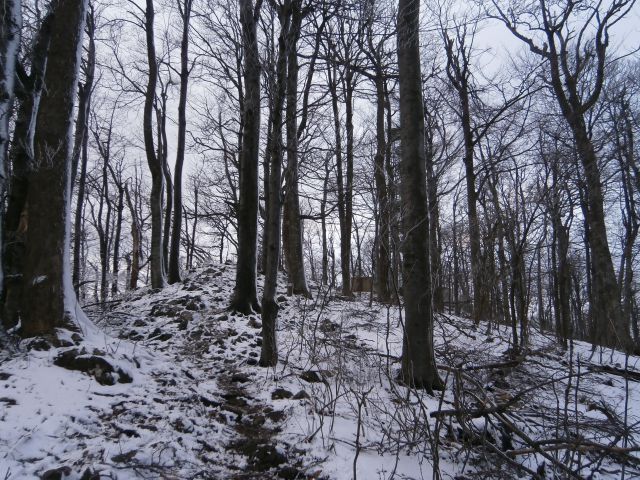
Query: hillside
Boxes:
[{"xmin": 1, "ymin": 263, "xmax": 639, "ymax": 479}]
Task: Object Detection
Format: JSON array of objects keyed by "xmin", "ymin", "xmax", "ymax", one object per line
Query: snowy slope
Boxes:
[{"xmin": 1, "ymin": 263, "xmax": 639, "ymax": 479}]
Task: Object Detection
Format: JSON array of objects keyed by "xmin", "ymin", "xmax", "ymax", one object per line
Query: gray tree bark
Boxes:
[
  {"xmin": 397, "ymin": 0, "xmax": 442, "ymax": 391},
  {"xmin": 168, "ymin": 0, "xmax": 193, "ymax": 284},
  {"xmin": 260, "ymin": 0, "xmax": 290, "ymax": 367},
  {"xmin": 231, "ymin": 0, "xmax": 262, "ymax": 314},
  {"xmin": 0, "ymin": 0, "xmax": 22, "ymax": 308},
  {"xmin": 144, "ymin": 0, "xmax": 166, "ymax": 289},
  {"xmin": 282, "ymin": 0, "xmax": 310, "ymax": 298},
  {"xmin": 22, "ymin": 0, "xmax": 88, "ymax": 336}
]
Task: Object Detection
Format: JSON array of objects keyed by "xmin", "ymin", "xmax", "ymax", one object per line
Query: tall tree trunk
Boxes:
[
  {"xmin": 341, "ymin": 71, "xmax": 355, "ymax": 297},
  {"xmin": 327, "ymin": 59, "xmax": 349, "ymax": 296},
  {"xmin": 0, "ymin": 0, "xmax": 21, "ymax": 308},
  {"xmin": 373, "ymin": 74, "xmax": 390, "ymax": 302},
  {"xmin": 260, "ymin": 0, "xmax": 290, "ymax": 367},
  {"xmin": 112, "ymin": 180, "xmax": 124, "ymax": 295},
  {"xmin": 2, "ymin": 12, "xmax": 51, "ymax": 328},
  {"xmin": 144, "ymin": 0, "xmax": 166, "ymax": 289},
  {"xmin": 396, "ymin": 0, "xmax": 442, "ymax": 391},
  {"xmin": 231, "ymin": 0, "xmax": 262, "ymax": 313},
  {"xmin": 22, "ymin": 0, "xmax": 88, "ymax": 336},
  {"xmin": 72, "ymin": 15, "xmax": 95, "ymax": 294},
  {"xmin": 168, "ymin": 0, "xmax": 193, "ymax": 284},
  {"xmin": 425, "ymin": 122, "xmax": 443, "ymax": 312},
  {"xmin": 281, "ymin": 0, "xmax": 310, "ymax": 298},
  {"xmin": 158, "ymin": 92, "xmax": 171, "ymax": 273},
  {"xmin": 572, "ymin": 118, "xmax": 630, "ymax": 350}
]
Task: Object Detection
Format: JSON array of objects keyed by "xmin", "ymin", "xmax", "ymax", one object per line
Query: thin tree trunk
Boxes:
[
  {"xmin": 125, "ymin": 184, "xmax": 143, "ymax": 290},
  {"xmin": 144, "ymin": 0, "xmax": 166, "ymax": 289},
  {"xmin": 71, "ymin": 10, "xmax": 96, "ymax": 294},
  {"xmin": 112, "ymin": 181, "xmax": 124, "ymax": 295},
  {"xmin": 260, "ymin": 0, "xmax": 290, "ymax": 367},
  {"xmin": 168, "ymin": 0, "xmax": 193, "ymax": 284},
  {"xmin": 373, "ymin": 74, "xmax": 390, "ymax": 302}
]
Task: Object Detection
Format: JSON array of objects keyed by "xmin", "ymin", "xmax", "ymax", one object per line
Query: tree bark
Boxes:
[
  {"xmin": 22, "ymin": 0, "xmax": 88, "ymax": 336},
  {"xmin": 231, "ymin": 0, "xmax": 262, "ymax": 314},
  {"xmin": 125, "ymin": 183, "xmax": 143, "ymax": 290},
  {"xmin": 397, "ymin": 0, "xmax": 442, "ymax": 391},
  {"xmin": 144, "ymin": 0, "xmax": 166, "ymax": 289},
  {"xmin": 0, "ymin": 0, "xmax": 22, "ymax": 308},
  {"xmin": 168, "ymin": 0, "xmax": 193, "ymax": 284},
  {"xmin": 281, "ymin": 0, "xmax": 310, "ymax": 298},
  {"xmin": 260, "ymin": 0, "xmax": 290, "ymax": 367},
  {"xmin": 2, "ymin": 12, "xmax": 51, "ymax": 328}
]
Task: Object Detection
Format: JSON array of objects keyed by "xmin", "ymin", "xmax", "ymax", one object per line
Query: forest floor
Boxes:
[{"xmin": 1, "ymin": 262, "xmax": 640, "ymax": 479}]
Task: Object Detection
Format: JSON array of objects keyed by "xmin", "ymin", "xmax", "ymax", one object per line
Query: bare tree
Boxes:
[
  {"xmin": 397, "ymin": 0, "xmax": 442, "ymax": 391},
  {"xmin": 491, "ymin": 0, "xmax": 635, "ymax": 351},
  {"xmin": 230, "ymin": 0, "xmax": 263, "ymax": 314},
  {"xmin": 143, "ymin": 0, "xmax": 166, "ymax": 289},
  {"xmin": 168, "ymin": 0, "xmax": 194, "ymax": 284}
]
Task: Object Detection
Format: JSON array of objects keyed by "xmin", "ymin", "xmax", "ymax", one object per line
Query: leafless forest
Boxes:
[{"xmin": 1, "ymin": 0, "xmax": 640, "ymax": 478}]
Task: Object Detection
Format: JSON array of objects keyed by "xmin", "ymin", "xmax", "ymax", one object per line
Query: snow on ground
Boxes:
[{"xmin": 1, "ymin": 262, "xmax": 639, "ymax": 479}]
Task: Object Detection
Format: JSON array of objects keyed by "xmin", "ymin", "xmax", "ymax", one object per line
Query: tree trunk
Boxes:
[
  {"xmin": 112, "ymin": 181, "xmax": 124, "ymax": 295},
  {"xmin": 144, "ymin": 0, "xmax": 166, "ymax": 289},
  {"xmin": 231, "ymin": 0, "xmax": 262, "ymax": 314},
  {"xmin": 0, "ymin": 0, "xmax": 21, "ymax": 303},
  {"xmin": 281, "ymin": 0, "xmax": 310, "ymax": 298},
  {"xmin": 373, "ymin": 74, "xmax": 390, "ymax": 303},
  {"xmin": 396, "ymin": 0, "xmax": 442, "ymax": 391},
  {"xmin": 22, "ymin": 0, "xmax": 88, "ymax": 336},
  {"xmin": 572, "ymin": 117, "xmax": 630, "ymax": 350},
  {"xmin": 125, "ymin": 184, "xmax": 143, "ymax": 290},
  {"xmin": 71, "ymin": 10, "xmax": 96, "ymax": 294},
  {"xmin": 260, "ymin": 0, "xmax": 289, "ymax": 367},
  {"xmin": 168, "ymin": 0, "xmax": 193, "ymax": 284},
  {"xmin": 2, "ymin": 12, "xmax": 51, "ymax": 328}
]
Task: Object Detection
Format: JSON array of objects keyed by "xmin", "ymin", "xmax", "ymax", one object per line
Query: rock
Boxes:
[
  {"xmin": 320, "ymin": 319, "xmax": 339, "ymax": 332},
  {"xmin": 300, "ymin": 370, "xmax": 324, "ymax": 383},
  {"xmin": 277, "ymin": 295, "xmax": 287, "ymax": 303},
  {"xmin": 278, "ymin": 466, "xmax": 303, "ymax": 480},
  {"xmin": 248, "ymin": 317, "xmax": 262, "ymax": 329},
  {"xmin": 133, "ymin": 319, "xmax": 147, "ymax": 327},
  {"xmin": 40, "ymin": 466, "xmax": 71, "ymax": 480},
  {"xmin": 266, "ymin": 409, "xmax": 285, "ymax": 422},
  {"xmin": 147, "ymin": 328, "xmax": 172, "ymax": 342},
  {"xmin": 111, "ymin": 450, "xmax": 137, "ymax": 463},
  {"xmin": 27, "ymin": 337, "xmax": 52, "ymax": 351},
  {"xmin": 150, "ymin": 304, "xmax": 182, "ymax": 317},
  {"xmin": 179, "ymin": 310, "xmax": 194, "ymax": 322},
  {"xmin": 272, "ymin": 388, "xmax": 293, "ymax": 400},
  {"xmin": 292, "ymin": 390, "xmax": 309, "ymax": 400},
  {"xmin": 233, "ymin": 441, "xmax": 286, "ymax": 471},
  {"xmin": 231, "ymin": 373, "xmax": 250, "ymax": 383},
  {"xmin": 80, "ymin": 468, "xmax": 101, "ymax": 480},
  {"xmin": 54, "ymin": 349, "xmax": 132, "ymax": 386}
]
